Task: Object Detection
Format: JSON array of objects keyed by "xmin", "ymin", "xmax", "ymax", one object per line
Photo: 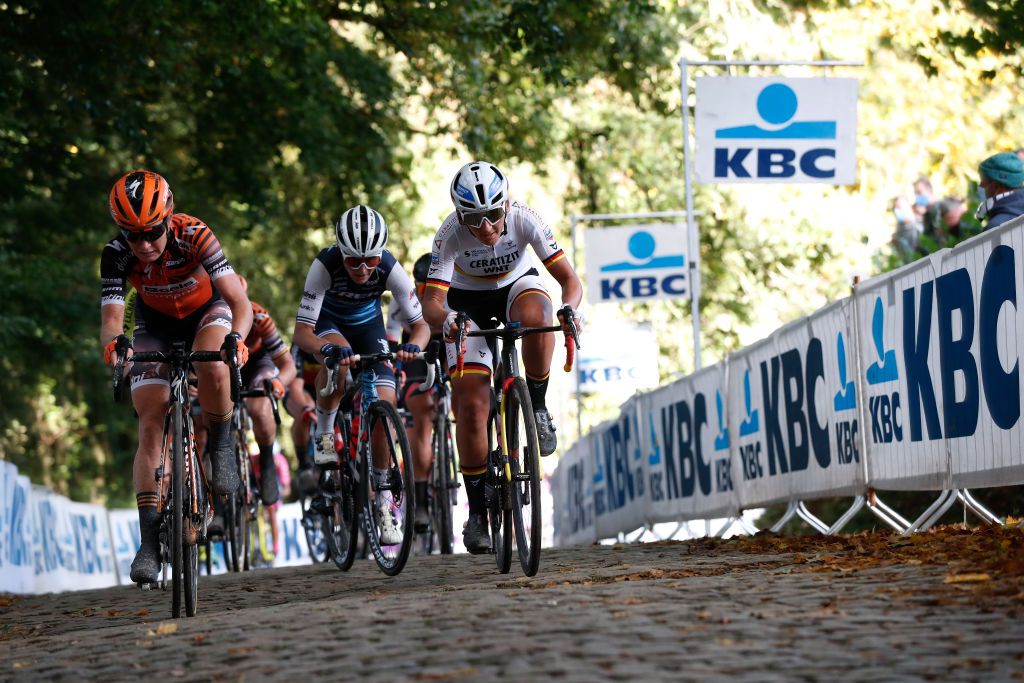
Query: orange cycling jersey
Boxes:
[
  {"xmin": 100, "ymin": 213, "xmax": 235, "ymax": 319},
  {"xmin": 245, "ymin": 302, "xmax": 287, "ymax": 359}
]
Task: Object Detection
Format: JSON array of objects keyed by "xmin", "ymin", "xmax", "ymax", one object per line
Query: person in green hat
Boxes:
[{"xmin": 976, "ymin": 152, "xmax": 1024, "ymax": 230}]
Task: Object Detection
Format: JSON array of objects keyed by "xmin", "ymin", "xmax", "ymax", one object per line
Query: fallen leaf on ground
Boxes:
[
  {"xmin": 153, "ymin": 622, "xmax": 178, "ymax": 635},
  {"xmin": 944, "ymin": 573, "xmax": 992, "ymax": 584}
]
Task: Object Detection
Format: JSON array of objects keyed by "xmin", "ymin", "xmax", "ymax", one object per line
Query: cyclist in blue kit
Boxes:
[{"xmin": 293, "ymin": 205, "xmax": 429, "ymax": 544}]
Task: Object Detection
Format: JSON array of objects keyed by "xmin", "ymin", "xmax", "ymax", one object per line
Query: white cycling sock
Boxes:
[{"xmin": 316, "ymin": 406, "xmax": 338, "ymax": 435}]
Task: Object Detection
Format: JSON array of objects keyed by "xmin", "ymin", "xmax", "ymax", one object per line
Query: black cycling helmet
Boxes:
[{"xmin": 412, "ymin": 253, "xmax": 431, "ymax": 283}]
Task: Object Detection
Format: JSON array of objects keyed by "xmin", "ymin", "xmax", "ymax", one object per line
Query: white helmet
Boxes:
[
  {"xmin": 450, "ymin": 161, "xmax": 508, "ymax": 213},
  {"xmin": 335, "ymin": 205, "xmax": 388, "ymax": 257}
]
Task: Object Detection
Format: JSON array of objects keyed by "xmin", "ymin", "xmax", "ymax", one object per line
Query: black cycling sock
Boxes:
[
  {"xmin": 205, "ymin": 410, "xmax": 232, "ymax": 452},
  {"xmin": 525, "ymin": 371, "xmax": 549, "ymax": 411},
  {"xmin": 461, "ymin": 466, "xmax": 487, "ymax": 514},
  {"xmin": 135, "ymin": 494, "xmax": 160, "ymax": 546},
  {"xmin": 415, "ymin": 480, "xmax": 428, "ymax": 510}
]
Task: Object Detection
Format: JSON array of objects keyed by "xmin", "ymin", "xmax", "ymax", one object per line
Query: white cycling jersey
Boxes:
[{"xmin": 425, "ymin": 200, "xmax": 565, "ymax": 293}]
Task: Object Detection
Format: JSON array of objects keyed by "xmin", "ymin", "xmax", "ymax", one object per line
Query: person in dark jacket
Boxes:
[{"xmin": 976, "ymin": 152, "xmax": 1024, "ymax": 230}]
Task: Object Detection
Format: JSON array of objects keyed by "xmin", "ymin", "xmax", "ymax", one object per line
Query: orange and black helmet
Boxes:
[{"xmin": 109, "ymin": 171, "xmax": 174, "ymax": 231}]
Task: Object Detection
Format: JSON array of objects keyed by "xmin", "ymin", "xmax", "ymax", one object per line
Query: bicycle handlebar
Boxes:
[
  {"xmin": 238, "ymin": 378, "xmax": 282, "ymax": 426},
  {"xmin": 320, "ymin": 350, "xmax": 434, "ymax": 398},
  {"xmin": 409, "ymin": 340, "xmax": 443, "ymax": 398},
  {"xmin": 111, "ymin": 346, "xmax": 240, "ymax": 401},
  {"xmin": 454, "ymin": 315, "xmax": 580, "ymax": 375},
  {"xmin": 111, "ymin": 335, "xmax": 131, "ymax": 402}
]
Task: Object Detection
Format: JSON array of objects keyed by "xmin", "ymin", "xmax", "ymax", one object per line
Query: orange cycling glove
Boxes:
[
  {"xmin": 270, "ymin": 378, "xmax": 286, "ymax": 399},
  {"xmin": 103, "ymin": 335, "xmax": 129, "ymax": 366},
  {"xmin": 221, "ymin": 332, "xmax": 250, "ymax": 367}
]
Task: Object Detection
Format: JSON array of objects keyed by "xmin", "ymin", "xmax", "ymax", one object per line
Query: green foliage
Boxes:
[{"xmin": 2, "ymin": 0, "xmax": 1023, "ymax": 498}]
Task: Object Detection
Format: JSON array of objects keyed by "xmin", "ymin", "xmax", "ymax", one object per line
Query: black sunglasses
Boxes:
[
  {"xmin": 121, "ymin": 222, "xmax": 167, "ymax": 243},
  {"xmin": 459, "ymin": 206, "xmax": 505, "ymax": 229}
]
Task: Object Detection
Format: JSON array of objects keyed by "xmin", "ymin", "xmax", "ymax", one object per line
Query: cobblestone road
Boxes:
[{"xmin": 3, "ymin": 535, "xmax": 1023, "ymax": 682}]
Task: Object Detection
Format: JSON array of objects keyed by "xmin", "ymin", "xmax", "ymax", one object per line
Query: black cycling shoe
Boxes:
[
  {"xmin": 463, "ymin": 513, "xmax": 491, "ymax": 555},
  {"xmin": 297, "ymin": 467, "xmax": 318, "ymax": 497},
  {"xmin": 259, "ymin": 450, "xmax": 280, "ymax": 505},
  {"xmin": 534, "ymin": 409, "xmax": 557, "ymax": 456},
  {"xmin": 207, "ymin": 514, "xmax": 225, "ymax": 537},
  {"xmin": 130, "ymin": 542, "xmax": 161, "ymax": 584}
]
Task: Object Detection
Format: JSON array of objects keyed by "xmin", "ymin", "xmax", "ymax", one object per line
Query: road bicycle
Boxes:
[
  {"xmin": 315, "ymin": 349, "xmax": 434, "ymax": 575},
  {"xmin": 454, "ymin": 307, "xmax": 579, "ymax": 576},
  {"xmin": 407, "ymin": 342, "xmax": 459, "ymax": 555},
  {"xmin": 298, "ymin": 410, "xmax": 329, "ymax": 563},
  {"xmin": 221, "ymin": 378, "xmax": 281, "ymax": 572},
  {"xmin": 112, "ymin": 337, "xmax": 241, "ymax": 617}
]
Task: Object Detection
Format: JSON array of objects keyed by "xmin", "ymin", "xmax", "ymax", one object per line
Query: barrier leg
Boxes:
[
  {"xmin": 666, "ymin": 522, "xmax": 685, "ymax": 540},
  {"xmin": 714, "ymin": 518, "xmax": 736, "ymax": 538},
  {"xmin": 907, "ymin": 489, "xmax": 958, "ymax": 534},
  {"xmin": 770, "ymin": 501, "xmax": 798, "ymax": 533},
  {"xmin": 956, "ymin": 489, "xmax": 1002, "ymax": 525},
  {"xmin": 736, "ymin": 516, "xmax": 759, "ymax": 535},
  {"xmin": 866, "ymin": 490, "xmax": 910, "ymax": 533},
  {"xmin": 827, "ymin": 496, "xmax": 866, "ymax": 535},
  {"xmin": 795, "ymin": 501, "xmax": 830, "ymax": 534}
]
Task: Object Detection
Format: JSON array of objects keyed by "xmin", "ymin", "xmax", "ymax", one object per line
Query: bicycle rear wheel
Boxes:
[
  {"xmin": 362, "ymin": 400, "xmax": 414, "ymax": 576},
  {"xmin": 171, "ymin": 402, "xmax": 185, "ymax": 618},
  {"xmin": 488, "ymin": 465, "xmax": 513, "ymax": 574},
  {"xmin": 431, "ymin": 415, "xmax": 456, "ymax": 555},
  {"xmin": 224, "ymin": 491, "xmax": 241, "ymax": 572},
  {"xmin": 324, "ymin": 460, "xmax": 359, "ymax": 571},
  {"xmin": 505, "ymin": 377, "xmax": 542, "ymax": 576},
  {"xmin": 300, "ymin": 494, "xmax": 329, "ymax": 562}
]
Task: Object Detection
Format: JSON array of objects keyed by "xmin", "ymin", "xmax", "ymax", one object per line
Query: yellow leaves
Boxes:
[
  {"xmin": 147, "ymin": 622, "xmax": 178, "ymax": 636},
  {"xmin": 944, "ymin": 573, "xmax": 992, "ymax": 584}
]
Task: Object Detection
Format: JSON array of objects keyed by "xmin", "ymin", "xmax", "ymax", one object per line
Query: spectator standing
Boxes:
[
  {"xmin": 890, "ymin": 195, "xmax": 922, "ymax": 260},
  {"xmin": 912, "ymin": 176, "xmax": 935, "ymax": 223},
  {"xmin": 976, "ymin": 152, "xmax": 1024, "ymax": 230},
  {"xmin": 923, "ymin": 196, "xmax": 968, "ymax": 248}
]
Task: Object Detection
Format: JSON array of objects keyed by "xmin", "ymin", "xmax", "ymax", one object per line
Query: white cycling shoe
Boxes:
[
  {"xmin": 374, "ymin": 490, "xmax": 404, "ymax": 545},
  {"xmin": 313, "ymin": 432, "xmax": 337, "ymax": 466}
]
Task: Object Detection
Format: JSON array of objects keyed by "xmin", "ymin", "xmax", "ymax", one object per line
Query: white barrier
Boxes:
[
  {"xmin": 643, "ymin": 363, "xmax": 739, "ymax": 522},
  {"xmin": 0, "ymin": 461, "xmax": 321, "ymax": 594},
  {"xmin": 553, "ymin": 214, "xmax": 1024, "ymax": 544},
  {"xmin": 729, "ymin": 297, "xmax": 865, "ymax": 508},
  {"xmin": 551, "ymin": 436, "xmax": 598, "ymax": 546},
  {"xmin": 31, "ymin": 486, "xmax": 119, "ymax": 592},
  {"xmin": 1, "ymin": 461, "xmax": 34, "ymax": 593}
]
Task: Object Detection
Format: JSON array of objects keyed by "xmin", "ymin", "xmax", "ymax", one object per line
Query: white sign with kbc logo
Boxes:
[
  {"xmin": 695, "ymin": 77, "xmax": 858, "ymax": 185},
  {"xmin": 584, "ymin": 224, "xmax": 689, "ymax": 304}
]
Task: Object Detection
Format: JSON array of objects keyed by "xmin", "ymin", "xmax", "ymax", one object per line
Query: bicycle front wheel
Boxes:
[
  {"xmin": 362, "ymin": 400, "xmax": 414, "ymax": 576},
  {"xmin": 171, "ymin": 402, "xmax": 185, "ymax": 618},
  {"xmin": 505, "ymin": 377, "xmax": 542, "ymax": 576},
  {"xmin": 184, "ymin": 417, "xmax": 200, "ymax": 615}
]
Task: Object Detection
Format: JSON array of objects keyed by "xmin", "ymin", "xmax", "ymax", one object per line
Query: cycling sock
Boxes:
[
  {"xmin": 525, "ymin": 370, "xmax": 550, "ymax": 411},
  {"xmin": 258, "ymin": 442, "xmax": 275, "ymax": 468},
  {"xmin": 316, "ymin": 406, "xmax": 338, "ymax": 435},
  {"xmin": 461, "ymin": 465, "xmax": 487, "ymax": 514},
  {"xmin": 205, "ymin": 410, "xmax": 232, "ymax": 450},
  {"xmin": 415, "ymin": 480, "xmax": 428, "ymax": 509},
  {"xmin": 135, "ymin": 493, "xmax": 160, "ymax": 545}
]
